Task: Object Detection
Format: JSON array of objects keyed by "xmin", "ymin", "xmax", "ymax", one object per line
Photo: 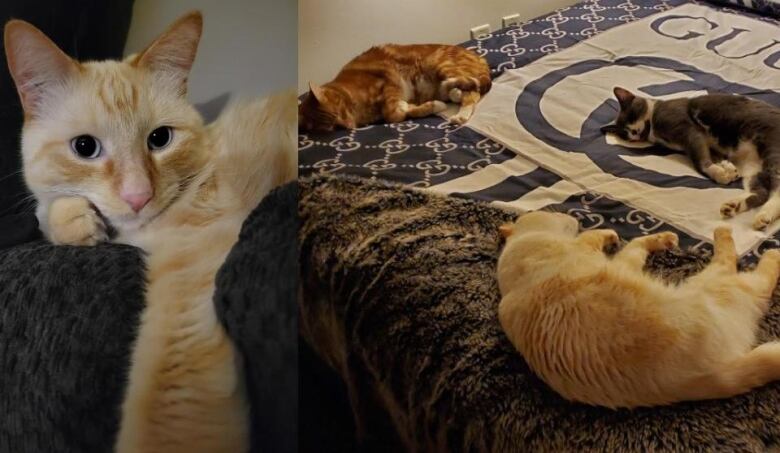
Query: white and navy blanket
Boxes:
[{"xmin": 298, "ymin": 0, "xmax": 780, "ymax": 262}]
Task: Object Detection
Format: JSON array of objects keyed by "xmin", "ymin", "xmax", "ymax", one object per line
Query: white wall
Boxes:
[
  {"xmin": 125, "ymin": 0, "xmax": 296, "ymax": 116},
  {"xmin": 299, "ymin": 0, "xmax": 579, "ymax": 93}
]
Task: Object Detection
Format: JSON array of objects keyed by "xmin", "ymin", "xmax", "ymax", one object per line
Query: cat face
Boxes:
[
  {"xmin": 601, "ymin": 87, "xmax": 652, "ymax": 142},
  {"xmin": 500, "ymin": 211, "xmax": 579, "ymax": 239},
  {"xmin": 5, "ymin": 12, "xmax": 208, "ymax": 232},
  {"xmin": 298, "ymin": 82, "xmax": 354, "ymax": 132}
]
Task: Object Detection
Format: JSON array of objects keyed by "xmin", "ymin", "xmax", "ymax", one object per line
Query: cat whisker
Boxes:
[
  {"xmin": 0, "ymin": 192, "xmax": 37, "ymax": 217},
  {"xmin": 0, "ymin": 169, "xmax": 25, "ymax": 185}
]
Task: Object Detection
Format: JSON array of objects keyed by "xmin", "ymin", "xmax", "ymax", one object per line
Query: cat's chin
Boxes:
[{"xmin": 98, "ymin": 208, "xmax": 156, "ymax": 236}]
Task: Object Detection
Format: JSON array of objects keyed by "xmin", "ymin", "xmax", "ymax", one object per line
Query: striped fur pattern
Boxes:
[
  {"xmin": 5, "ymin": 11, "xmax": 297, "ymax": 452},
  {"xmin": 299, "ymin": 44, "xmax": 491, "ymax": 131},
  {"xmin": 498, "ymin": 212, "xmax": 780, "ymax": 409}
]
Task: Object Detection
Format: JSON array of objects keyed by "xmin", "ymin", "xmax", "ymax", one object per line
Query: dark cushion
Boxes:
[
  {"xmin": 0, "ymin": 182, "xmax": 297, "ymax": 452},
  {"xmin": 299, "ymin": 174, "xmax": 780, "ymax": 452},
  {"xmin": 216, "ymin": 181, "xmax": 298, "ymax": 453},
  {"xmin": 0, "ymin": 241, "xmax": 144, "ymax": 453},
  {"xmin": 0, "ymin": 0, "xmax": 135, "ymax": 232}
]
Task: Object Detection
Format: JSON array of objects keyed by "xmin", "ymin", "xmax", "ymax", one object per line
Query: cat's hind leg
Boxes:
[
  {"xmin": 404, "ymin": 100, "xmax": 448, "ymax": 118},
  {"xmin": 721, "ymin": 168, "xmax": 768, "ymax": 218},
  {"xmin": 753, "ymin": 189, "xmax": 780, "ymax": 230},
  {"xmin": 740, "ymin": 249, "xmax": 780, "ymax": 303},
  {"xmin": 449, "ymin": 91, "xmax": 481, "ymax": 125},
  {"xmin": 676, "ymin": 341, "xmax": 780, "ymax": 402},
  {"xmin": 612, "ymin": 231, "xmax": 678, "ymax": 269},
  {"xmin": 439, "ymin": 76, "xmax": 480, "ymax": 98}
]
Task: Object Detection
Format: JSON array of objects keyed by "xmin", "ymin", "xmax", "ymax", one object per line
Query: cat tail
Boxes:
[
  {"xmin": 209, "ymin": 88, "xmax": 297, "ymax": 211},
  {"xmin": 677, "ymin": 342, "xmax": 780, "ymax": 402},
  {"xmin": 478, "ymin": 74, "xmax": 492, "ymax": 95}
]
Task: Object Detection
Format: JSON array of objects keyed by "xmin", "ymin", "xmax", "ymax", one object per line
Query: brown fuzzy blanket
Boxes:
[{"xmin": 299, "ymin": 174, "xmax": 780, "ymax": 453}]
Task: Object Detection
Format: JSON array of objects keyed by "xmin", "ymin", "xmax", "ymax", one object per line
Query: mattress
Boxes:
[{"xmin": 298, "ymin": 0, "xmax": 780, "ymax": 262}]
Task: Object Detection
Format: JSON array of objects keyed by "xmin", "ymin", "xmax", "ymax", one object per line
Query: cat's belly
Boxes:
[
  {"xmin": 728, "ymin": 139, "xmax": 762, "ymax": 175},
  {"xmin": 400, "ymin": 76, "xmax": 442, "ymax": 103}
]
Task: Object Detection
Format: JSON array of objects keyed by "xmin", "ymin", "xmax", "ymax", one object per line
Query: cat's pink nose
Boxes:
[{"xmin": 120, "ymin": 191, "xmax": 152, "ymax": 213}]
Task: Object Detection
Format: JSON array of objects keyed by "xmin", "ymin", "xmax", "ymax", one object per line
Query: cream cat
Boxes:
[
  {"xmin": 5, "ymin": 11, "xmax": 296, "ymax": 452},
  {"xmin": 497, "ymin": 211, "xmax": 780, "ymax": 408}
]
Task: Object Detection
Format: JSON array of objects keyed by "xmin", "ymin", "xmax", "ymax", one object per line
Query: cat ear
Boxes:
[
  {"xmin": 134, "ymin": 11, "xmax": 203, "ymax": 96},
  {"xmin": 4, "ymin": 20, "xmax": 79, "ymax": 116},
  {"xmin": 499, "ymin": 224, "xmax": 514, "ymax": 238},
  {"xmin": 613, "ymin": 87, "xmax": 635, "ymax": 109},
  {"xmin": 309, "ymin": 82, "xmax": 326, "ymax": 103},
  {"xmin": 600, "ymin": 124, "xmax": 620, "ymax": 135}
]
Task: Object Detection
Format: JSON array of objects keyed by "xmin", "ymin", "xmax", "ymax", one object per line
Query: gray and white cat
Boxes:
[{"xmin": 601, "ymin": 87, "xmax": 780, "ymax": 230}]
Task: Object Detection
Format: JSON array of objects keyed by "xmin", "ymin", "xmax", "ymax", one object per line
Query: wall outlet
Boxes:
[
  {"xmin": 470, "ymin": 24, "xmax": 491, "ymax": 40},
  {"xmin": 502, "ymin": 13, "xmax": 521, "ymax": 28}
]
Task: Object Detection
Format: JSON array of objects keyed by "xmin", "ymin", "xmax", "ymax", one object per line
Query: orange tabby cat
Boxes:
[
  {"xmin": 498, "ymin": 211, "xmax": 780, "ymax": 409},
  {"xmin": 299, "ymin": 44, "xmax": 491, "ymax": 131},
  {"xmin": 5, "ymin": 11, "xmax": 296, "ymax": 452}
]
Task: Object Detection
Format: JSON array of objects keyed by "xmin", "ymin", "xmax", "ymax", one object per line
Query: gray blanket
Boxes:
[
  {"xmin": 299, "ymin": 175, "xmax": 780, "ymax": 452},
  {"xmin": 0, "ymin": 182, "xmax": 298, "ymax": 453}
]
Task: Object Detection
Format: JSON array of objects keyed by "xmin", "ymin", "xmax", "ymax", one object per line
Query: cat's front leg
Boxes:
[
  {"xmin": 686, "ymin": 134, "xmax": 739, "ymax": 185},
  {"xmin": 47, "ymin": 196, "xmax": 108, "ymax": 246},
  {"xmin": 613, "ymin": 231, "xmax": 678, "ymax": 269},
  {"xmin": 382, "ymin": 83, "xmax": 411, "ymax": 123},
  {"xmin": 576, "ymin": 229, "xmax": 620, "ymax": 253},
  {"xmin": 704, "ymin": 160, "xmax": 740, "ymax": 185}
]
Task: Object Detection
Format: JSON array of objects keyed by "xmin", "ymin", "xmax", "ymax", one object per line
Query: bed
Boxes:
[
  {"xmin": 299, "ymin": 1, "xmax": 780, "ymax": 451},
  {"xmin": 299, "ymin": 0, "xmax": 780, "ymax": 262}
]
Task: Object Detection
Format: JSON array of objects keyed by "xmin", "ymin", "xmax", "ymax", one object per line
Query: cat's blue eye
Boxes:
[
  {"xmin": 70, "ymin": 135, "xmax": 102, "ymax": 159},
  {"xmin": 147, "ymin": 126, "xmax": 173, "ymax": 151}
]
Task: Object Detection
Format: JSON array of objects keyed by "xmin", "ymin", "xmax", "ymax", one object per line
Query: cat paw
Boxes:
[
  {"xmin": 707, "ymin": 161, "xmax": 739, "ymax": 185},
  {"xmin": 448, "ymin": 88, "xmax": 463, "ymax": 103},
  {"xmin": 48, "ymin": 197, "xmax": 107, "ymax": 246},
  {"xmin": 449, "ymin": 113, "xmax": 470, "ymax": 125},
  {"xmin": 714, "ymin": 225, "xmax": 732, "ymax": 239},
  {"xmin": 720, "ymin": 198, "xmax": 746, "ymax": 218},
  {"xmin": 753, "ymin": 212, "xmax": 775, "ymax": 231},
  {"xmin": 432, "ymin": 100, "xmax": 448, "ymax": 113},
  {"xmin": 601, "ymin": 230, "xmax": 620, "ymax": 249},
  {"xmin": 646, "ymin": 231, "xmax": 678, "ymax": 251}
]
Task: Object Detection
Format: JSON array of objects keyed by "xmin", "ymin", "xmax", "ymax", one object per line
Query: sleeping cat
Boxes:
[
  {"xmin": 498, "ymin": 211, "xmax": 780, "ymax": 409},
  {"xmin": 5, "ymin": 11, "xmax": 296, "ymax": 452},
  {"xmin": 601, "ymin": 87, "xmax": 780, "ymax": 230},
  {"xmin": 298, "ymin": 43, "xmax": 491, "ymax": 131}
]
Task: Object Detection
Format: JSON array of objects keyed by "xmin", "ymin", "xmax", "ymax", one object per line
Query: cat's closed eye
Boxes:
[
  {"xmin": 147, "ymin": 126, "xmax": 173, "ymax": 151},
  {"xmin": 70, "ymin": 135, "xmax": 102, "ymax": 159}
]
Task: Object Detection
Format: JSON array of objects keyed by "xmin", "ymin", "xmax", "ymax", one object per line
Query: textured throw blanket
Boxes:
[
  {"xmin": 0, "ymin": 182, "xmax": 298, "ymax": 453},
  {"xmin": 299, "ymin": 175, "xmax": 780, "ymax": 452}
]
